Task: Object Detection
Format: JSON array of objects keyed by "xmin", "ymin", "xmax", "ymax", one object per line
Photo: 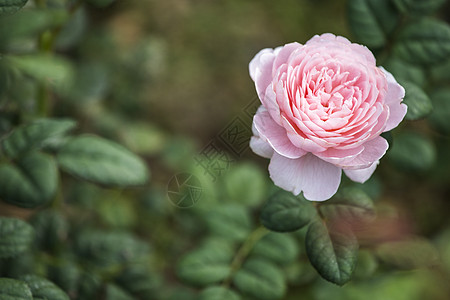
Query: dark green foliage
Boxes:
[
  {"xmin": 383, "ymin": 58, "xmax": 426, "ymax": 86},
  {"xmin": 393, "ymin": 0, "xmax": 447, "ymax": 16},
  {"xmin": 402, "ymin": 82, "xmax": 433, "ymax": 120},
  {"xmin": 20, "ymin": 275, "xmax": 69, "ymax": 300},
  {"xmin": 347, "ymin": 0, "xmax": 399, "ymax": 48},
  {"xmin": 57, "ymin": 135, "xmax": 149, "ymax": 187},
  {"xmin": 395, "ymin": 19, "xmax": 450, "ymax": 65},
  {"xmin": 1, "ymin": 118, "xmax": 76, "ymax": 159},
  {"xmin": 233, "ymin": 258, "xmax": 286, "ymax": 300},
  {"xmin": 6, "ymin": 54, "xmax": 74, "ymax": 89},
  {"xmin": 0, "ymin": 218, "xmax": 34, "ymax": 258},
  {"xmin": 177, "ymin": 239, "xmax": 233, "ymax": 286},
  {"xmin": 0, "ymin": 9, "xmax": 68, "ymax": 49},
  {"xmin": 204, "ymin": 204, "xmax": 252, "ymax": 241},
  {"xmin": 30, "ymin": 210, "xmax": 69, "ymax": 253},
  {"xmin": 429, "ymin": 89, "xmax": 450, "ymax": 134},
  {"xmin": 260, "ymin": 191, "xmax": 315, "ymax": 232},
  {"xmin": 0, "ymin": 1, "xmax": 449, "ymax": 299},
  {"xmin": 47, "ymin": 261, "xmax": 81, "ymax": 298},
  {"xmin": 223, "ymin": 163, "xmax": 267, "ymax": 207},
  {"xmin": 0, "ymin": 278, "xmax": 32, "ymax": 300},
  {"xmin": 319, "ymin": 188, "xmax": 375, "ymax": 223},
  {"xmin": 0, "ymin": 0, "xmax": 28, "ymax": 15},
  {"xmin": 104, "ymin": 284, "xmax": 134, "ymax": 300},
  {"xmin": 388, "ymin": 132, "xmax": 436, "ymax": 172},
  {"xmin": 0, "ymin": 152, "xmax": 58, "ymax": 208},
  {"xmin": 305, "ymin": 220, "xmax": 358, "ymax": 286},
  {"xmin": 250, "ymin": 232, "xmax": 299, "ymax": 265},
  {"xmin": 375, "ymin": 238, "xmax": 439, "ymax": 269},
  {"xmin": 115, "ymin": 263, "xmax": 161, "ymax": 299},
  {"xmin": 198, "ymin": 286, "xmax": 241, "ymax": 300},
  {"xmin": 74, "ymin": 230, "xmax": 149, "ymax": 268}
]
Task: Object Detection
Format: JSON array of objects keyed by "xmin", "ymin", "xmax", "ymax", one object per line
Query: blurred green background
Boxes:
[{"xmin": 1, "ymin": 0, "xmax": 450, "ymax": 299}]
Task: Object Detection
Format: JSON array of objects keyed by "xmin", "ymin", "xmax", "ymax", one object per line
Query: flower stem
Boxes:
[{"xmin": 222, "ymin": 225, "xmax": 269, "ymax": 287}]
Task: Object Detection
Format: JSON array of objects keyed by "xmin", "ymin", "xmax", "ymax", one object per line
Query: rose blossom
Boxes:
[{"xmin": 249, "ymin": 33, "xmax": 407, "ymax": 201}]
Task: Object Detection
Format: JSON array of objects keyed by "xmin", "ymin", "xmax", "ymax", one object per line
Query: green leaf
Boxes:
[
  {"xmin": 0, "ymin": 152, "xmax": 58, "ymax": 208},
  {"xmin": 305, "ymin": 221, "xmax": 358, "ymax": 285},
  {"xmin": 431, "ymin": 58, "xmax": 450, "ymax": 84},
  {"xmin": 393, "ymin": 0, "xmax": 447, "ymax": 16},
  {"xmin": 319, "ymin": 188, "xmax": 375, "ymax": 223},
  {"xmin": 0, "ymin": 217, "xmax": 34, "ymax": 258},
  {"xmin": 223, "ymin": 163, "xmax": 267, "ymax": 207},
  {"xmin": 75, "ymin": 230, "xmax": 149, "ymax": 268},
  {"xmin": 98, "ymin": 193, "xmax": 137, "ymax": 229},
  {"xmin": 30, "ymin": 210, "xmax": 69, "ymax": 252},
  {"xmin": 251, "ymin": 232, "xmax": 299, "ymax": 265},
  {"xmin": 7, "ymin": 54, "xmax": 74, "ymax": 89},
  {"xmin": 0, "ymin": 9, "xmax": 68, "ymax": 47},
  {"xmin": 383, "ymin": 58, "xmax": 426, "ymax": 86},
  {"xmin": 0, "ymin": 0, "xmax": 28, "ymax": 15},
  {"xmin": 260, "ymin": 191, "xmax": 316, "ymax": 232},
  {"xmin": 1, "ymin": 118, "xmax": 76, "ymax": 159},
  {"xmin": 104, "ymin": 284, "xmax": 134, "ymax": 300},
  {"xmin": 395, "ymin": 19, "xmax": 450, "ymax": 65},
  {"xmin": 1, "ymin": 251, "xmax": 34, "ymax": 278},
  {"xmin": 353, "ymin": 250, "xmax": 378, "ymax": 279},
  {"xmin": 204, "ymin": 204, "xmax": 252, "ymax": 241},
  {"xmin": 388, "ymin": 132, "xmax": 436, "ymax": 172},
  {"xmin": 233, "ymin": 258, "xmax": 286, "ymax": 300},
  {"xmin": 21, "ymin": 275, "xmax": 69, "ymax": 300},
  {"xmin": 116, "ymin": 263, "xmax": 161, "ymax": 299},
  {"xmin": 0, "ymin": 278, "xmax": 32, "ymax": 300},
  {"xmin": 347, "ymin": 0, "xmax": 399, "ymax": 48},
  {"xmin": 55, "ymin": 7, "xmax": 87, "ymax": 50},
  {"xmin": 177, "ymin": 239, "xmax": 234, "ymax": 286},
  {"xmin": 375, "ymin": 237, "xmax": 439, "ymax": 269},
  {"xmin": 57, "ymin": 135, "xmax": 149, "ymax": 187},
  {"xmin": 77, "ymin": 273, "xmax": 101, "ymax": 300},
  {"xmin": 47, "ymin": 261, "xmax": 80, "ymax": 297},
  {"xmin": 429, "ymin": 89, "xmax": 450, "ymax": 134},
  {"xmin": 401, "ymin": 82, "xmax": 432, "ymax": 120},
  {"xmin": 118, "ymin": 122, "xmax": 166, "ymax": 155},
  {"xmin": 199, "ymin": 286, "xmax": 240, "ymax": 300}
]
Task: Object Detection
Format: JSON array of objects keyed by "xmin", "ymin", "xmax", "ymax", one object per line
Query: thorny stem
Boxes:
[{"xmin": 222, "ymin": 226, "xmax": 269, "ymax": 288}]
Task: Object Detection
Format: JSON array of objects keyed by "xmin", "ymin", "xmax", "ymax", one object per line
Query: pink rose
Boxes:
[{"xmin": 249, "ymin": 34, "xmax": 407, "ymax": 201}]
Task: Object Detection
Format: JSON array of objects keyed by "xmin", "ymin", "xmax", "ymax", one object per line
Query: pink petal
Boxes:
[
  {"xmin": 342, "ymin": 137, "xmax": 389, "ymax": 170},
  {"xmin": 254, "ymin": 109, "xmax": 306, "ymax": 159},
  {"xmin": 250, "ymin": 136, "xmax": 274, "ymax": 159},
  {"xmin": 380, "ymin": 67, "xmax": 407, "ymax": 132},
  {"xmin": 263, "ymin": 84, "xmax": 282, "ymax": 125},
  {"xmin": 249, "ymin": 49, "xmax": 276, "ymax": 101},
  {"xmin": 315, "ymin": 146, "xmax": 364, "ymax": 167},
  {"xmin": 269, "ymin": 153, "xmax": 342, "ymax": 201},
  {"xmin": 272, "ymin": 42, "xmax": 302, "ymax": 74},
  {"xmin": 344, "ymin": 161, "xmax": 379, "ymax": 183},
  {"xmin": 281, "ymin": 116, "xmax": 327, "ymax": 153}
]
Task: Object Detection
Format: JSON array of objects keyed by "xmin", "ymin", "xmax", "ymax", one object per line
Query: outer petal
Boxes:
[
  {"xmin": 249, "ymin": 48, "xmax": 276, "ymax": 101},
  {"xmin": 250, "ymin": 136, "xmax": 274, "ymax": 159},
  {"xmin": 254, "ymin": 109, "xmax": 306, "ymax": 159},
  {"xmin": 341, "ymin": 137, "xmax": 389, "ymax": 170},
  {"xmin": 380, "ymin": 67, "xmax": 407, "ymax": 132},
  {"xmin": 269, "ymin": 153, "xmax": 342, "ymax": 201},
  {"xmin": 272, "ymin": 42, "xmax": 302, "ymax": 74},
  {"xmin": 344, "ymin": 161, "xmax": 379, "ymax": 183},
  {"xmin": 314, "ymin": 146, "xmax": 365, "ymax": 167}
]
